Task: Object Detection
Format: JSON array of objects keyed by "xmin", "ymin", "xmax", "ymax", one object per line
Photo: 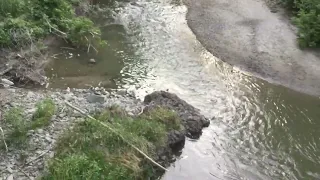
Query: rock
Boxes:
[
  {"xmin": 6, "ymin": 174, "xmax": 13, "ymax": 180},
  {"xmin": 7, "ymin": 89, "xmax": 15, "ymax": 93},
  {"xmin": 89, "ymin": 59, "xmax": 96, "ymax": 64},
  {"xmin": 6, "ymin": 167, "xmax": 13, "ymax": 173},
  {"xmin": 45, "ymin": 136, "xmax": 52, "ymax": 142},
  {"xmin": 167, "ymin": 130, "xmax": 186, "ymax": 148},
  {"xmin": 36, "ymin": 129, "xmax": 44, "ymax": 134},
  {"xmin": 144, "ymin": 91, "xmax": 210, "ymax": 138},
  {"xmin": 117, "ymin": 90, "xmax": 127, "ymax": 96},
  {"xmin": 1, "ymin": 79, "xmax": 14, "ymax": 86},
  {"xmin": 27, "ymin": 91, "xmax": 35, "ymax": 98},
  {"xmin": 86, "ymin": 94, "xmax": 105, "ymax": 103},
  {"xmin": 58, "ymin": 113, "xmax": 66, "ymax": 118}
]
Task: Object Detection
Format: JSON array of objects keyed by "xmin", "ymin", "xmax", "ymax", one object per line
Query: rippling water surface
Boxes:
[{"xmin": 47, "ymin": 0, "xmax": 320, "ymax": 179}]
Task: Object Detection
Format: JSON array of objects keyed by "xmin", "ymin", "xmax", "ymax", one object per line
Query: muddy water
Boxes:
[{"xmin": 47, "ymin": 0, "xmax": 320, "ymax": 179}]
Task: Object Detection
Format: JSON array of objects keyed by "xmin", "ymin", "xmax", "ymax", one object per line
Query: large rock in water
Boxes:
[{"xmin": 144, "ymin": 91, "xmax": 210, "ymax": 138}]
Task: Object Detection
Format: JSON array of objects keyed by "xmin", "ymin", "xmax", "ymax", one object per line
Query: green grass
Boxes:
[
  {"xmin": 42, "ymin": 107, "xmax": 182, "ymax": 180},
  {"xmin": 2, "ymin": 98, "xmax": 55, "ymax": 148},
  {"xmin": 31, "ymin": 99, "xmax": 55, "ymax": 129},
  {"xmin": 4, "ymin": 107, "xmax": 29, "ymax": 147},
  {"xmin": 0, "ymin": 0, "xmax": 103, "ymax": 48}
]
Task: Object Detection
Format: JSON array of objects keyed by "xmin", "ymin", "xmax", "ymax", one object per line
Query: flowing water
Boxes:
[{"xmin": 47, "ymin": 0, "xmax": 320, "ymax": 179}]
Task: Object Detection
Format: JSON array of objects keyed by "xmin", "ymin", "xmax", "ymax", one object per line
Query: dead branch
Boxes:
[
  {"xmin": 24, "ymin": 149, "xmax": 50, "ymax": 166},
  {"xmin": 0, "ymin": 126, "xmax": 8, "ymax": 152},
  {"xmin": 65, "ymin": 101, "xmax": 168, "ymax": 171},
  {"xmin": 45, "ymin": 18, "xmax": 67, "ymax": 37},
  {"xmin": 17, "ymin": 167, "xmax": 32, "ymax": 180}
]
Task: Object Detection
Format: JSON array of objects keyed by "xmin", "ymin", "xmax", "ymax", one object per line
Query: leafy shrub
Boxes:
[
  {"xmin": 281, "ymin": 0, "xmax": 320, "ymax": 47},
  {"xmin": 0, "ymin": 0, "xmax": 102, "ymax": 48}
]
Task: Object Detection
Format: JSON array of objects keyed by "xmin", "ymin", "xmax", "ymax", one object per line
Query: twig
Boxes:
[
  {"xmin": 0, "ymin": 126, "xmax": 8, "ymax": 152},
  {"xmin": 45, "ymin": 18, "xmax": 67, "ymax": 36},
  {"xmin": 17, "ymin": 167, "xmax": 32, "ymax": 180},
  {"xmin": 24, "ymin": 149, "xmax": 50, "ymax": 165},
  {"xmin": 65, "ymin": 101, "xmax": 168, "ymax": 171},
  {"xmin": 60, "ymin": 47, "xmax": 75, "ymax": 50},
  {"xmin": 87, "ymin": 43, "xmax": 91, "ymax": 53}
]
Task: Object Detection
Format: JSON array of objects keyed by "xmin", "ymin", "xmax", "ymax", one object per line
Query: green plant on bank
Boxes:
[
  {"xmin": 0, "ymin": 0, "xmax": 103, "ymax": 48},
  {"xmin": 281, "ymin": 0, "xmax": 320, "ymax": 47},
  {"xmin": 31, "ymin": 98, "xmax": 56, "ymax": 129},
  {"xmin": 42, "ymin": 107, "xmax": 182, "ymax": 180},
  {"xmin": 3, "ymin": 107, "xmax": 28, "ymax": 146},
  {"xmin": 2, "ymin": 99, "xmax": 55, "ymax": 148}
]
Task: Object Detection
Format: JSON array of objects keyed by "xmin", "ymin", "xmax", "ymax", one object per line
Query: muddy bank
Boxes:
[
  {"xmin": 0, "ymin": 88, "xmax": 208, "ymax": 179},
  {"xmin": 183, "ymin": 0, "xmax": 320, "ymax": 96}
]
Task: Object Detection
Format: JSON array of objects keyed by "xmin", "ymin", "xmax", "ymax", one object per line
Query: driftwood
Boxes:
[
  {"xmin": 24, "ymin": 149, "xmax": 50, "ymax": 166},
  {"xmin": 65, "ymin": 101, "xmax": 168, "ymax": 171},
  {"xmin": 0, "ymin": 126, "xmax": 8, "ymax": 152}
]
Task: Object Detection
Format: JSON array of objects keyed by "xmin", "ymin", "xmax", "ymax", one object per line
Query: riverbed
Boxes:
[{"xmin": 47, "ymin": 0, "xmax": 320, "ymax": 179}]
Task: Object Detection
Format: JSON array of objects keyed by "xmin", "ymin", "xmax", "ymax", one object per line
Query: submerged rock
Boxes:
[
  {"xmin": 88, "ymin": 58, "xmax": 96, "ymax": 64},
  {"xmin": 144, "ymin": 91, "xmax": 210, "ymax": 138}
]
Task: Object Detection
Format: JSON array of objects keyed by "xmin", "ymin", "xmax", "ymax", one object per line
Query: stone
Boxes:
[
  {"xmin": 58, "ymin": 113, "xmax": 66, "ymax": 118},
  {"xmin": 86, "ymin": 94, "xmax": 105, "ymax": 103},
  {"xmin": 1, "ymin": 79, "xmax": 14, "ymax": 86},
  {"xmin": 6, "ymin": 167, "xmax": 13, "ymax": 173},
  {"xmin": 6, "ymin": 174, "xmax": 13, "ymax": 180},
  {"xmin": 89, "ymin": 59, "xmax": 96, "ymax": 64},
  {"xmin": 144, "ymin": 91, "xmax": 210, "ymax": 138},
  {"xmin": 45, "ymin": 137, "xmax": 52, "ymax": 142},
  {"xmin": 26, "ymin": 91, "xmax": 35, "ymax": 98},
  {"xmin": 7, "ymin": 89, "xmax": 15, "ymax": 93},
  {"xmin": 36, "ymin": 129, "xmax": 44, "ymax": 134},
  {"xmin": 117, "ymin": 90, "xmax": 127, "ymax": 96}
]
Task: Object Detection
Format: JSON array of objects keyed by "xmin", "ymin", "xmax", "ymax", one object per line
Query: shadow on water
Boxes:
[{"xmin": 46, "ymin": 0, "xmax": 320, "ymax": 179}]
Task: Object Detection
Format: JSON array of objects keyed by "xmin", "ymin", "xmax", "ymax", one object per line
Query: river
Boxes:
[{"xmin": 47, "ymin": 0, "xmax": 320, "ymax": 179}]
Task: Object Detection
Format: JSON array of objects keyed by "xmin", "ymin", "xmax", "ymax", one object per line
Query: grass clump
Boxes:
[
  {"xmin": 0, "ymin": 0, "xmax": 103, "ymax": 48},
  {"xmin": 43, "ymin": 107, "xmax": 182, "ymax": 179},
  {"xmin": 31, "ymin": 99, "xmax": 55, "ymax": 129},
  {"xmin": 2, "ymin": 98, "xmax": 55, "ymax": 148},
  {"xmin": 4, "ymin": 107, "xmax": 28, "ymax": 146},
  {"xmin": 280, "ymin": 0, "xmax": 320, "ymax": 47}
]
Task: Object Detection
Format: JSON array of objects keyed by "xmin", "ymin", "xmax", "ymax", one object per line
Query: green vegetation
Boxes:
[
  {"xmin": 42, "ymin": 107, "xmax": 181, "ymax": 179},
  {"xmin": 281, "ymin": 0, "xmax": 320, "ymax": 47},
  {"xmin": 4, "ymin": 107, "xmax": 28, "ymax": 146},
  {"xmin": 2, "ymin": 99, "xmax": 55, "ymax": 148},
  {"xmin": 0, "ymin": 0, "xmax": 102, "ymax": 48},
  {"xmin": 31, "ymin": 99, "xmax": 55, "ymax": 129}
]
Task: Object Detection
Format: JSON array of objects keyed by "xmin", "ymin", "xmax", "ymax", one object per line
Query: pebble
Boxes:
[
  {"xmin": 36, "ymin": 129, "xmax": 44, "ymax": 134},
  {"xmin": 6, "ymin": 167, "xmax": 13, "ymax": 173},
  {"xmin": 89, "ymin": 58, "xmax": 96, "ymax": 63},
  {"xmin": 6, "ymin": 174, "xmax": 13, "ymax": 180},
  {"xmin": 86, "ymin": 94, "xmax": 105, "ymax": 103},
  {"xmin": 1, "ymin": 78, "xmax": 14, "ymax": 86},
  {"xmin": 58, "ymin": 113, "xmax": 66, "ymax": 118},
  {"xmin": 7, "ymin": 89, "xmax": 16, "ymax": 93}
]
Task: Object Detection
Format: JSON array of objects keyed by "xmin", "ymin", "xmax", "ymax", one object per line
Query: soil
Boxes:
[{"xmin": 183, "ymin": 0, "xmax": 320, "ymax": 96}]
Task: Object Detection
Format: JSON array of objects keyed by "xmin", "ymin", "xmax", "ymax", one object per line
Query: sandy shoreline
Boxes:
[{"xmin": 183, "ymin": 0, "xmax": 320, "ymax": 96}]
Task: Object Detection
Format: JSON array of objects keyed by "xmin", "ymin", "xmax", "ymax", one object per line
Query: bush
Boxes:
[
  {"xmin": 0, "ymin": 0, "xmax": 102, "ymax": 48},
  {"xmin": 281, "ymin": 0, "xmax": 320, "ymax": 47}
]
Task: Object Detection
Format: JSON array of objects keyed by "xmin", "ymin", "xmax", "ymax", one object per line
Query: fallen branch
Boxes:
[
  {"xmin": 0, "ymin": 126, "xmax": 8, "ymax": 152},
  {"xmin": 45, "ymin": 18, "xmax": 67, "ymax": 37},
  {"xmin": 65, "ymin": 101, "xmax": 168, "ymax": 171},
  {"xmin": 24, "ymin": 149, "xmax": 50, "ymax": 166},
  {"xmin": 17, "ymin": 167, "xmax": 32, "ymax": 180}
]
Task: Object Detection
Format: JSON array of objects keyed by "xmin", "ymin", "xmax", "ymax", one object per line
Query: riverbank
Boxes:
[
  {"xmin": 0, "ymin": 88, "xmax": 209, "ymax": 179},
  {"xmin": 183, "ymin": 0, "xmax": 320, "ymax": 96}
]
